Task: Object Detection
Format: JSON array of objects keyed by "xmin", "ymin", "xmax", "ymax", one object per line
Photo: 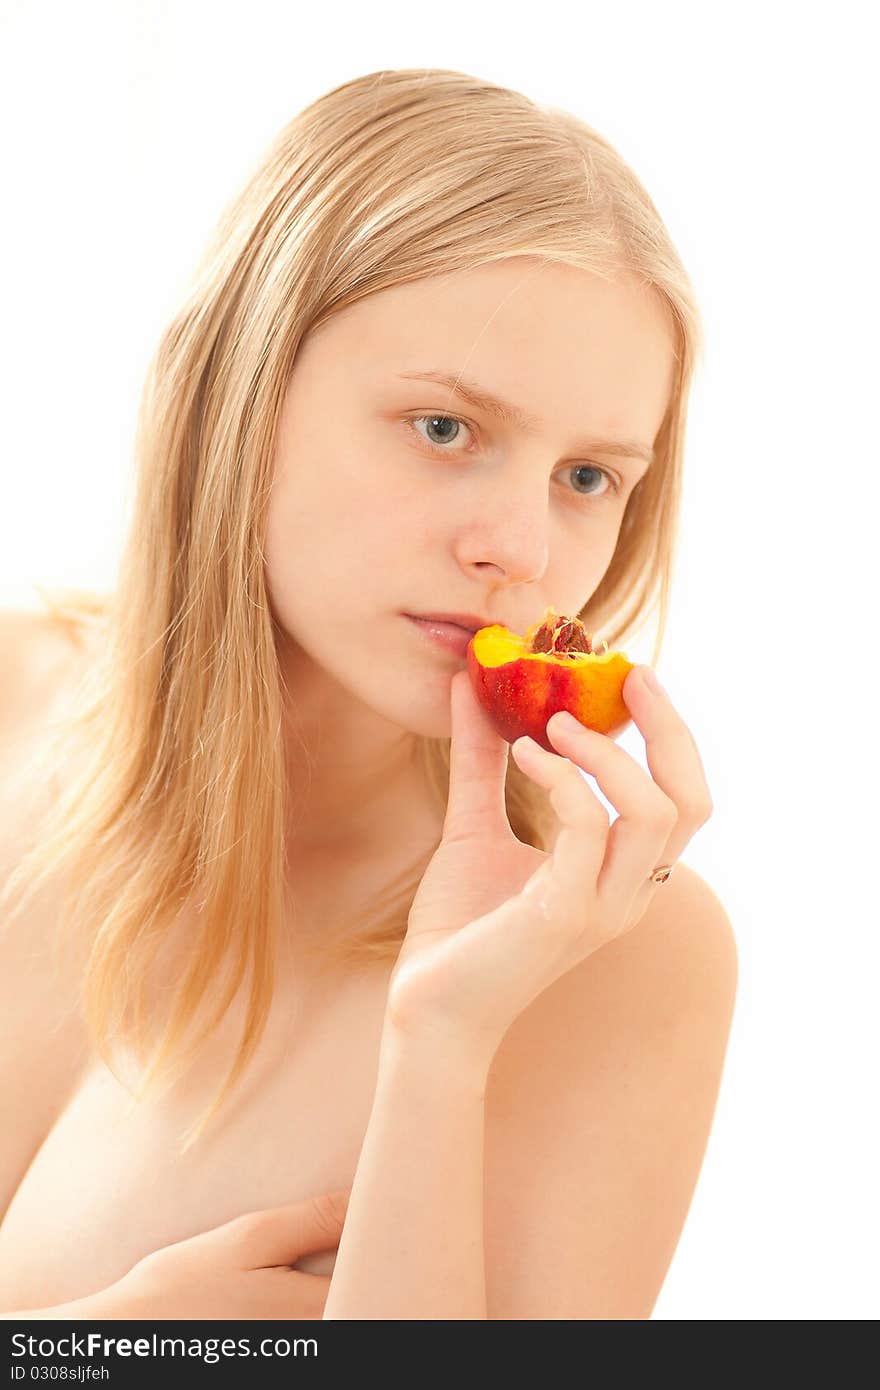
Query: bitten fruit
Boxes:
[{"xmin": 466, "ymin": 607, "xmax": 634, "ymax": 752}]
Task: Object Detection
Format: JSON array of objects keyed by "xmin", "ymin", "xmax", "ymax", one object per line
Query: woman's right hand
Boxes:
[{"xmin": 96, "ymin": 1188, "xmax": 352, "ymax": 1321}]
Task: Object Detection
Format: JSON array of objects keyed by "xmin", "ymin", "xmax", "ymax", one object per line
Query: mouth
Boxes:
[
  {"xmin": 405, "ymin": 610, "xmax": 489, "ymax": 633},
  {"xmin": 403, "ymin": 615, "xmax": 476, "ymax": 659}
]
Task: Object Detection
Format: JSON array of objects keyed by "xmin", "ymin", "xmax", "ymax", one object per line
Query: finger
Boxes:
[
  {"xmin": 510, "ymin": 736, "xmax": 610, "ymax": 916},
  {"xmin": 224, "ymin": 1190, "xmax": 352, "ymax": 1268},
  {"xmin": 442, "ymin": 668, "xmax": 512, "ymax": 842},
  {"xmin": 299, "ymin": 1271, "xmax": 333, "ymax": 1319},
  {"xmin": 621, "ymin": 667, "xmax": 714, "ymax": 823},
  {"xmin": 255, "ymin": 1269, "xmax": 332, "ymax": 1320},
  {"xmin": 537, "ymin": 716, "xmax": 676, "ymax": 912},
  {"xmin": 543, "ymin": 669, "xmax": 711, "ymax": 906},
  {"xmin": 283, "ymin": 1270, "xmax": 333, "ymax": 1319}
]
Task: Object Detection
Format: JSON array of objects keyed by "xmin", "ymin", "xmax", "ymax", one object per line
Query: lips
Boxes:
[
  {"xmin": 407, "ymin": 611, "xmax": 491, "ymax": 634},
  {"xmin": 405, "ymin": 616, "xmax": 475, "ymax": 658}
]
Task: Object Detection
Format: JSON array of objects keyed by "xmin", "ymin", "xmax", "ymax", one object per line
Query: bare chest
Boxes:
[{"xmin": 0, "ymin": 965, "xmax": 393, "ymax": 1312}]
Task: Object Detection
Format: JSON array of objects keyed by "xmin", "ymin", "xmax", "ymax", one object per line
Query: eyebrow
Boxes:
[{"xmin": 395, "ymin": 368, "xmax": 655, "ymax": 466}]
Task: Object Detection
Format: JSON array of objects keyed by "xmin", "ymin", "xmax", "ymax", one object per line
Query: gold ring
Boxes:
[{"xmin": 649, "ymin": 864, "xmax": 676, "ymax": 884}]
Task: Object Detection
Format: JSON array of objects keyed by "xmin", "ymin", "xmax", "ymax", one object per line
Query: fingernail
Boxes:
[
  {"xmin": 642, "ymin": 667, "xmax": 666, "ymax": 696},
  {"xmin": 513, "ymin": 734, "xmax": 543, "ymax": 756},
  {"xmin": 549, "ymin": 710, "xmax": 582, "ymax": 735}
]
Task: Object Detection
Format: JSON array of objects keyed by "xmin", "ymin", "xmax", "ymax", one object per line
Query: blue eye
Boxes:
[
  {"xmin": 566, "ymin": 463, "xmax": 621, "ymax": 500},
  {"xmin": 406, "ymin": 414, "xmax": 621, "ymax": 502},
  {"xmin": 409, "ymin": 414, "xmax": 474, "ymax": 450}
]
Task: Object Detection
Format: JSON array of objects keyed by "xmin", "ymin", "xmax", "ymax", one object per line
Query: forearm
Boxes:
[{"xmin": 322, "ymin": 1023, "xmax": 492, "ymax": 1320}]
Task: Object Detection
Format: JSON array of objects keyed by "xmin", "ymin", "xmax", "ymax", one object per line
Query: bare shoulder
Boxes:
[
  {"xmin": 483, "ymin": 863, "xmax": 737, "ymax": 1320},
  {"xmin": 0, "ymin": 604, "xmax": 97, "ymax": 752},
  {"xmin": 0, "ymin": 605, "xmax": 99, "ymax": 1223}
]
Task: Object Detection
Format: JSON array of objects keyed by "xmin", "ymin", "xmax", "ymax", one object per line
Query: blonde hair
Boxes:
[{"xmin": 1, "ymin": 68, "xmax": 704, "ymax": 1150}]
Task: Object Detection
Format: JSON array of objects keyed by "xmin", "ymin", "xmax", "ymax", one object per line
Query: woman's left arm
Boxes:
[{"xmin": 321, "ymin": 1023, "xmax": 493, "ymax": 1320}]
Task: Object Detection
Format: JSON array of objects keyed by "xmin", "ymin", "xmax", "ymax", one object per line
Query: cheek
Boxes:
[
  {"xmin": 335, "ymin": 480, "xmax": 431, "ymax": 571},
  {"xmin": 357, "ymin": 515, "xmax": 430, "ymax": 576},
  {"xmin": 265, "ymin": 480, "xmax": 421, "ymax": 609},
  {"xmin": 550, "ymin": 528, "xmax": 621, "ymax": 604}
]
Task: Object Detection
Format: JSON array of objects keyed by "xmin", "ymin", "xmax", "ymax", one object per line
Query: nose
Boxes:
[{"xmin": 455, "ymin": 468, "xmax": 551, "ymax": 586}]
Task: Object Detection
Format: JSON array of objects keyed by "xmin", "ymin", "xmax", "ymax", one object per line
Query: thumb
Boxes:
[
  {"xmin": 235, "ymin": 1189, "xmax": 352, "ymax": 1268},
  {"xmin": 442, "ymin": 669, "xmax": 511, "ymax": 842}
]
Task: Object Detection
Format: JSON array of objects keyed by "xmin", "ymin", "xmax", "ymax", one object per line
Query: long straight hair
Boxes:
[{"xmin": 1, "ymin": 69, "xmax": 704, "ymax": 1150}]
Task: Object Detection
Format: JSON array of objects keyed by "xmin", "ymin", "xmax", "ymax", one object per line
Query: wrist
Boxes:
[{"xmin": 378, "ymin": 1017, "xmax": 494, "ymax": 1097}]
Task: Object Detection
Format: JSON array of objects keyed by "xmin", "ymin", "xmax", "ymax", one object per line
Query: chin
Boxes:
[{"xmin": 372, "ymin": 677, "xmax": 456, "ymax": 741}]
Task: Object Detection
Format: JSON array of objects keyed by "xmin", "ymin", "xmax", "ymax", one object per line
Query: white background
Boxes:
[{"xmin": 1, "ymin": 0, "xmax": 877, "ymax": 1320}]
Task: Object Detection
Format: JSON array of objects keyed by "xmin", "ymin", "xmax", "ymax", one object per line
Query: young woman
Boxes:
[{"xmin": 0, "ymin": 68, "xmax": 736, "ymax": 1321}]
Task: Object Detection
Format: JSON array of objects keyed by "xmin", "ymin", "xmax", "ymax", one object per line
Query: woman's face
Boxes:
[{"xmin": 264, "ymin": 257, "xmax": 676, "ymax": 742}]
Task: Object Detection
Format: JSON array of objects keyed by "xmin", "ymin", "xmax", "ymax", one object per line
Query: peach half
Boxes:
[{"xmin": 466, "ymin": 608, "xmax": 634, "ymax": 752}]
